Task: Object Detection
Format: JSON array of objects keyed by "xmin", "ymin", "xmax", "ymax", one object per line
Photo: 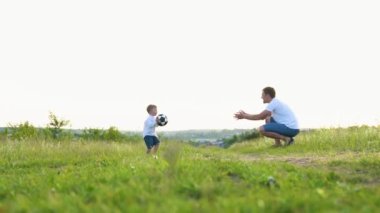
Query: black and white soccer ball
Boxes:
[{"xmin": 156, "ymin": 114, "xmax": 168, "ymax": 126}]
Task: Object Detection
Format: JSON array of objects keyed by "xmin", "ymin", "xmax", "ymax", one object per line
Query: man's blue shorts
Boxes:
[
  {"xmin": 144, "ymin": 136, "xmax": 160, "ymax": 149},
  {"xmin": 263, "ymin": 118, "xmax": 299, "ymax": 137}
]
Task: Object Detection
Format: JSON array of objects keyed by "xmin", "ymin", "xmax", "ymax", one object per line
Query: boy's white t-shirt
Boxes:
[
  {"xmin": 265, "ymin": 98, "xmax": 299, "ymax": 129},
  {"xmin": 143, "ymin": 115, "xmax": 158, "ymax": 137}
]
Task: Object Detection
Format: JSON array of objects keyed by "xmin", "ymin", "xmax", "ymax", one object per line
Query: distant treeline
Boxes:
[
  {"xmin": 162, "ymin": 129, "xmax": 262, "ymax": 148},
  {"xmin": 0, "ymin": 112, "xmax": 140, "ymax": 142},
  {"xmin": 162, "ymin": 129, "xmax": 251, "ymax": 141},
  {"xmin": 0, "ymin": 124, "xmax": 259, "ymax": 145},
  {"xmin": 0, "ymin": 112, "xmax": 261, "ymax": 145},
  {"xmin": 0, "ymin": 124, "xmax": 141, "ymax": 142}
]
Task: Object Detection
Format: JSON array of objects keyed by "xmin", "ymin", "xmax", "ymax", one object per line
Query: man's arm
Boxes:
[{"xmin": 234, "ymin": 110, "xmax": 271, "ymax": 121}]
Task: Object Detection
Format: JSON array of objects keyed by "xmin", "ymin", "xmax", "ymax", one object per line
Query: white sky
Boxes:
[{"xmin": 1, "ymin": 1, "xmax": 379, "ymax": 131}]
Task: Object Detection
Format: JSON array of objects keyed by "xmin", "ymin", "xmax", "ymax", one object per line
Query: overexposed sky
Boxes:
[{"xmin": 1, "ymin": 1, "xmax": 379, "ymax": 131}]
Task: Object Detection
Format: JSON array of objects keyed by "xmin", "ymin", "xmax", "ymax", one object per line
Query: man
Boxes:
[{"xmin": 234, "ymin": 87, "xmax": 299, "ymax": 146}]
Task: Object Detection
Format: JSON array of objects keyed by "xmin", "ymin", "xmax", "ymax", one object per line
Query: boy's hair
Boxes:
[
  {"xmin": 263, "ymin": 87, "xmax": 276, "ymax": 98},
  {"xmin": 146, "ymin": 104, "xmax": 157, "ymax": 113}
]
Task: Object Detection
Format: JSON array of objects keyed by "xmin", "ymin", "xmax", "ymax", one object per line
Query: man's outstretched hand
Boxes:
[{"xmin": 234, "ymin": 110, "xmax": 247, "ymax": 120}]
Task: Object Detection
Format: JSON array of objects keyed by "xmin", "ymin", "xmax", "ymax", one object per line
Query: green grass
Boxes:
[
  {"xmin": 1, "ymin": 126, "xmax": 380, "ymax": 212},
  {"xmin": 229, "ymin": 126, "xmax": 380, "ymax": 154}
]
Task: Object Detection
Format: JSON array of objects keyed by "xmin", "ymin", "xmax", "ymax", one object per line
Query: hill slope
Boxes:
[{"xmin": 0, "ymin": 126, "xmax": 379, "ymax": 212}]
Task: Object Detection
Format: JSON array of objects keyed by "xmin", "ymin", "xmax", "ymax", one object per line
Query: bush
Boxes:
[
  {"xmin": 0, "ymin": 128, "xmax": 8, "ymax": 141},
  {"xmin": 7, "ymin": 122, "xmax": 38, "ymax": 141},
  {"xmin": 103, "ymin": 127, "xmax": 123, "ymax": 141},
  {"xmin": 82, "ymin": 128, "xmax": 104, "ymax": 141},
  {"xmin": 223, "ymin": 130, "xmax": 261, "ymax": 147},
  {"xmin": 81, "ymin": 127, "xmax": 140, "ymax": 142}
]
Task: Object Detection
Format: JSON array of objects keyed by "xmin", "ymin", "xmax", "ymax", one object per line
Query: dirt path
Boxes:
[
  {"xmin": 239, "ymin": 152, "xmax": 380, "ymax": 166},
  {"xmin": 241, "ymin": 155, "xmax": 319, "ymax": 166}
]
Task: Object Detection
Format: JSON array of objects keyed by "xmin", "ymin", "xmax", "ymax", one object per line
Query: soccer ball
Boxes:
[{"xmin": 156, "ymin": 114, "xmax": 168, "ymax": 126}]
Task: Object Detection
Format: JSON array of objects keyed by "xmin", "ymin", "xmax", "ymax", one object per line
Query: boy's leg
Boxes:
[
  {"xmin": 144, "ymin": 136, "xmax": 154, "ymax": 154},
  {"xmin": 151, "ymin": 144, "xmax": 159, "ymax": 159},
  {"xmin": 152, "ymin": 143, "xmax": 160, "ymax": 154},
  {"xmin": 152, "ymin": 137, "xmax": 160, "ymax": 154},
  {"xmin": 151, "ymin": 137, "xmax": 160, "ymax": 158}
]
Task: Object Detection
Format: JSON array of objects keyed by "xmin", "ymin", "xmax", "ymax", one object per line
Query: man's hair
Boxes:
[
  {"xmin": 263, "ymin": 87, "xmax": 276, "ymax": 98},
  {"xmin": 146, "ymin": 104, "xmax": 157, "ymax": 113}
]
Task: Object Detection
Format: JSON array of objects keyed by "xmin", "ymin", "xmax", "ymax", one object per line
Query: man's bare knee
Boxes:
[{"xmin": 258, "ymin": 126, "xmax": 265, "ymax": 134}]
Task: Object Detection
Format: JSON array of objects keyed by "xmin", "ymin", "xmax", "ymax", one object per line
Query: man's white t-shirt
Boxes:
[
  {"xmin": 143, "ymin": 115, "xmax": 158, "ymax": 137},
  {"xmin": 266, "ymin": 98, "xmax": 299, "ymax": 129}
]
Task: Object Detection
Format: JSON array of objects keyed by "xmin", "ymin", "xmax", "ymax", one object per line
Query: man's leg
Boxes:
[
  {"xmin": 274, "ymin": 139, "xmax": 281, "ymax": 146},
  {"xmin": 263, "ymin": 118, "xmax": 283, "ymax": 145},
  {"xmin": 259, "ymin": 126, "xmax": 290, "ymax": 145}
]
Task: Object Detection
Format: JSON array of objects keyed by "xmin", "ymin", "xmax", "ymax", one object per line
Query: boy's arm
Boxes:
[{"xmin": 146, "ymin": 117, "xmax": 158, "ymax": 128}]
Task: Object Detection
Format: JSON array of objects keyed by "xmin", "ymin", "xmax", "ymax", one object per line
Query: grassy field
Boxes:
[{"xmin": 0, "ymin": 126, "xmax": 379, "ymax": 212}]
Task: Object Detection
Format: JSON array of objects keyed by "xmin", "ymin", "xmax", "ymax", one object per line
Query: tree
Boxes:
[{"xmin": 48, "ymin": 112, "xmax": 70, "ymax": 139}]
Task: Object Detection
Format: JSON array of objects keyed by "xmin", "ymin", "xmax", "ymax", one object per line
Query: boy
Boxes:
[{"xmin": 143, "ymin": 104, "xmax": 160, "ymax": 159}]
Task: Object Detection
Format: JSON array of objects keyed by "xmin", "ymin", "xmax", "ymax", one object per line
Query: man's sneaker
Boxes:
[
  {"xmin": 271, "ymin": 144, "xmax": 282, "ymax": 148},
  {"xmin": 286, "ymin": 138, "xmax": 294, "ymax": 146}
]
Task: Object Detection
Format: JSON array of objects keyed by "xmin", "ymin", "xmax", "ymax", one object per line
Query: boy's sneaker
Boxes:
[
  {"xmin": 153, "ymin": 155, "xmax": 158, "ymax": 159},
  {"xmin": 286, "ymin": 138, "xmax": 294, "ymax": 146}
]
